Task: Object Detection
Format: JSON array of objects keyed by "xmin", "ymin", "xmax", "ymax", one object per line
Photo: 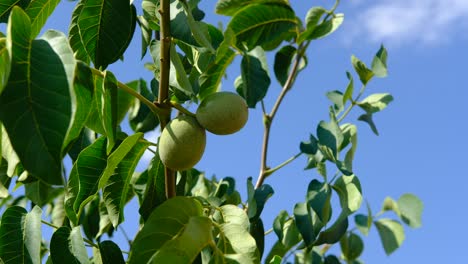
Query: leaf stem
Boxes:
[
  {"xmin": 167, "ymin": 100, "xmax": 196, "ymax": 117},
  {"xmin": 90, "ymin": 68, "xmax": 161, "ymax": 117},
  {"xmin": 255, "ymin": 42, "xmax": 308, "ymax": 189},
  {"xmin": 41, "ymin": 219, "xmax": 59, "ymax": 229},
  {"xmin": 263, "ymin": 152, "xmax": 302, "ymax": 177},
  {"xmin": 159, "ymin": 0, "xmax": 176, "ymax": 199},
  {"xmin": 337, "ymin": 84, "xmax": 366, "ymax": 123}
]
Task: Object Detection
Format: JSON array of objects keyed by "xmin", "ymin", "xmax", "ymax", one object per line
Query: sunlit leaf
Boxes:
[
  {"xmin": 374, "ymin": 219, "xmax": 405, "ymax": 255},
  {"xmin": 103, "ymin": 134, "xmax": 149, "ymax": 227},
  {"xmin": 357, "ymin": 93, "xmax": 393, "ymax": 114},
  {"xmin": 351, "ymin": 55, "xmax": 374, "ymax": 85},
  {"xmin": 128, "ymin": 197, "xmax": 204, "ymax": 264},
  {"xmin": 1, "ymin": 9, "xmax": 74, "ymax": 185},
  {"xmin": 0, "ymin": 206, "xmax": 42, "ymax": 264},
  {"xmin": 65, "ymin": 136, "xmax": 107, "ymax": 225},
  {"xmin": 332, "ymin": 174, "xmax": 362, "ymax": 214},
  {"xmin": 397, "ymin": 193, "xmax": 423, "ymax": 228},
  {"xmin": 199, "ymin": 48, "xmax": 236, "ymax": 100},
  {"xmin": 227, "ymin": 3, "xmax": 297, "ymax": 51},
  {"xmin": 50, "ymin": 227, "xmax": 89, "ymax": 264},
  {"xmin": 25, "ymin": 0, "xmax": 60, "ymax": 38},
  {"xmin": 371, "ymin": 45, "xmax": 388, "ymax": 77},
  {"xmin": 69, "ymin": 0, "xmax": 136, "ymax": 69},
  {"xmin": 0, "ymin": 37, "xmax": 10, "ymax": 96}
]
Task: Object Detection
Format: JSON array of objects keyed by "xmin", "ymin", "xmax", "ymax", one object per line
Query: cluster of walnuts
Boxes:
[{"xmin": 158, "ymin": 92, "xmax": 248, "ymax": 170}]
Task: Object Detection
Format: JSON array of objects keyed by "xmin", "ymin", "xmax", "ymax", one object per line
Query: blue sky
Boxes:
[{"xmin": 4, "ymin": 0, "xmax": 468, "ymax": 263}]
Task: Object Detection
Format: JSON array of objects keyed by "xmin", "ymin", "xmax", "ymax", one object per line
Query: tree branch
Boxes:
[
  {"xmin": 255, "ymin": 43, "xmax": 307, "ymax": 189},
  {"xmin": 159, "ymin": 0, "xmax": 176, "ymax": 199}
]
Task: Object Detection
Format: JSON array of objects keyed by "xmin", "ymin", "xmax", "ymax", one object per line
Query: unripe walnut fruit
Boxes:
[
  {"xmin": 196, "ymin": 92, "xmax": 248, "ymax": 135},
  {"xmin": 158, "ymin": 116, "xmax": 206, "ymax": 171}
]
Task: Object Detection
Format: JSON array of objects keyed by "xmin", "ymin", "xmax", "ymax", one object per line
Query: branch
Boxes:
[
  {"xmin": 255, "ymin": 43, "xmax": 308, "ymax": 189},
  {"xmin": 90, "ymin": 68, "xmax": 162, "ymax": 117},
  {"xmin": 159, "ymin": 0, "xmax": 176, "ymax": 199}
]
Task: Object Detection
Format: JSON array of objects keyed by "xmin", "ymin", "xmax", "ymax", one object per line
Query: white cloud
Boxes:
[{"xmin": 347, "ymin": 0, "xmax": 468, "ymax": 46}]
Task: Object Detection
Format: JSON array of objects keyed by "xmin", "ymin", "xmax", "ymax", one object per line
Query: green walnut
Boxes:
[
  {"xmin": 196, "ymin": 92, "xmax": 248, "ymax": 135},
  {"xmin": 158, "ymin": 115, "xmax": 206, "ymax": 171}
]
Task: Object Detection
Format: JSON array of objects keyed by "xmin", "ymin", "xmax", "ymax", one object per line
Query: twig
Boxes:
[
  {"xmin": 255, "ymin": 43, "xmax": 308, "ymax": 189},
  {"xmin": 90, "ymin": 68, "xmax": 161, "ymax": 117}
]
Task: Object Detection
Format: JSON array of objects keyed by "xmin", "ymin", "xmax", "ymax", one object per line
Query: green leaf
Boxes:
[
  {"xmin": 340, "ymin": 232, "xmax": 364, "ymax": 261},
  {"xmin": 218, "ymin": 219, "xmax": 260, "ymax": 262},
  {"xmin": 354, "ymin": 201, "xmax": 372, "ymax": 236},
  {"xmin": 274, "ymin": 45, "xmax": 296, "ymax": 86},
  {"xmin": 137, "ymin": 15, "xmax": 152, "ymax": 59},
  {"xmin": 82, "ymin": 195, "xmax": 100, "ymax": 241},
  {"xmin": 69, "ymin": 0, "xmax": 136, "ymax": 69},
  {"xmin": 313, "ymin": 212, "xmax": 348, "ymax": 246},
  {"xmin": 272, "ymin": 211, "xmax": 301, "ymax": 254},
  {"xmin": 374, "ymin": 219, "xmax": 405, "ymax": 255},
  {"xmin": 227, "ymin": 3, "xmax": 297, "ymax": 51},
  {"xmin": 51, "ymin": 193, "xmax": 66, "ymax": 227},
  {"xmin": 300, "ymin": 134, "xmax": 324, "ymax": 170},
  {"xmin": 269, "ymin": 255, "xmax": 282, "ymax": 264},
  {"xmin": 306, "ymin": 13, "xmax": 344, "ymax": 41},
  {"xmin": 180, "ymin": 1, "xmax": 214, "ymax": 52},
  {"xmin": 25, "ymin": 0, "xmax": 60, "ymax": 38},
  {"xmin": 339, "ymin": 123, "xmax": 357, "ymax": 172},
  {"xmin": 62, "ymin": 61, "xmax": 94, "ymax": 154},
  {"xmin": 397, "ymin": 193, "xmax": 423, "ymax": 228},
  {"xmin": 98, "ymin": 241, "xmax": 125, "ymax": 264},
  {"xmin": 67, "ymin": 128, "xmax": 96, "ymax": 162},
  {"xmin": 0, "ymin": 0, "xmax": 30, "ymax": 23},
  {"xmin": 249, "ymin": 218, "xmax": 265, "ymax": 259},
  {"xmin": 332, "ymin": 175, "xmax": 362, "ymax": 214},
  {"xmin": 99, "ymin": 71, "xmax": 118, "ymax": 154},
  {"xmin": 357, "ymin": 93, "xmax": 393, "ymax": 114},
  {"xmin": 351, "ymin": 55, "xmax": 374, "ymax": 85},
  {"xmin": 199, "ymin": 48, "xmax": 236, "ymax": 100},
  {"xmin": 103, "ymin": 134, "xmax": 149, "ymax": 227},
  {"xmin": 0, "ymin": 161, "xmax": 11, "ymax": 198},
  {"xmin": 238, "ymin": 47, "xmax": 270, "ymax": 108},
  {"xmin": 170, "ymin": 43, "xmax": 193, "ymax": 96},
  {"xmin": 50, "ymin": 226, "xmax": 89, "ymax": 264},
  {"xmin": 293, "ymin": 202, "xmax": 315, "ymax": 246},
  {"xmin": 324, "ymin": 255, "xmax": 341, "ymax": 264},
  {"xmin": 251, "ymin": 184, "xmax": 274, "ymax": 221},
  {"xmin": 0, "ymin": 37, "xmax": 10, "ymax": 96},
  {"xmin": 326, "ymin": 90, "xmax": 344, "ymax": 114},
  {"xmin": 65, "ymin": 136, "xmax": 107, "ymax": 225},
  {"xmin": 358, "ymin": 113, "xmax": 379, "ymax": 135},
  {"xmin": 138, "ymin": 154, "xmax": 167, "ymax": 221},
  {"xmin": 342, "ymin": 72, "xmax": 354, "ymax": 104},
  {"xmin": 24, "ymin": 181, "xmax": 62, "ymax": 207},
  {"xmin": 317, "ymin": 114, "xmax": 343, "ymax": 161},
  {"xmin": 128, "ymin": 197, "xmax": 204, "ymax": 264},
  {"xmin": 371, "ymin": 45, "xmax": 388, "ymax": 78},
  {"xmin": 127, "ymin": 79, "xmax": 159, "ymax": 133},
  {"xmin": 246, "ymin": 177, "xmax": 257, "ymax": 219},
  {"xmin": 296, "ymin": 7, "xmax": 326, "ymax": 43},
  {"xmin": 307, "ymin": 180, "xmax": 332, "ymax": 224},
  {"xmin": 0, "ymin": 206, "xmax": 42, "ymax": 264},
  {"xmin": 68, "ymin": 2, "xmax": 89, "ymax": 63},
  {"xmin": 1, "ymin": 8, "xmax": 74, "ymax": 185},
  {"xmin": 1, "ymin": 125, "xmax": 20, "ymax": 177}
]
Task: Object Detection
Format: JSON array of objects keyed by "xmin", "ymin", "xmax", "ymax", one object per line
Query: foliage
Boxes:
[{"xmin": 0, "ymin": 0, "xmax": 422, "ymax": 263}]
